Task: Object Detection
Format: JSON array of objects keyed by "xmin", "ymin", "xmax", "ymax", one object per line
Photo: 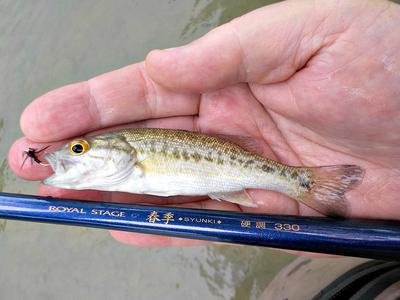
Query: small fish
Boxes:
[{"xmin": 43, "ymin": 128, "xmax": 364, "ymax": 217}]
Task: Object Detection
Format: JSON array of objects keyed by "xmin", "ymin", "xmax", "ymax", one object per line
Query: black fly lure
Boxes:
[{"xmin": 21, "ymin": 146, "xmax": 50, "ymax": 169}]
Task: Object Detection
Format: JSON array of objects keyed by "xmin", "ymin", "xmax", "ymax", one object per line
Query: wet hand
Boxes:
[{"xmin": 8, "ymin": 0, "xmax": 400, "ymax": 247}]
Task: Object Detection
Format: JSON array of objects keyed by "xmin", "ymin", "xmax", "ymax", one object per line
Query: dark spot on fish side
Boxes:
[
  {"xmin": 149, "ymin": 141, "xmax": 156, "ymax": 153},
  {"xmin": 172, "ymin": 148, "xmax": 180, "ymax": 159},
  {"xmin": 160, "ymin": 144, "xmax": 168, "ymax": 155},
  {"xmin": 280, "ymin": 169, "xmax": 287, "ymax": 176},
  {"xmin": 204, "ymin": 152, "xmax": 213, "ymax": 162},
  {"xmin": 230, "ymin": 155, "xmax": 237, "ymax": 161},
  {"xmin": 291, "ymin": 171, "xmax": 299, "ymax": 179},
  {"xmin": 191, "ymin": 152, "xmax": 201, "ymax": 162},
  {"xmin": 217, "ymin": 151, "xmax": 224, "ymax": 164},
  {"xmin": 245, "ymin": 160, "xmax": 254, "ymax": 167},
  {"xmin": 182, "ymin": 150, "xmax": 190, "ymax": 161},
  {"xmin": 237, "ymin": 158, "xmax": 243, "ymax": 164},
  {"xmin": 261, "ymin": 164, "xmax": 274, "ymax": 173},
  {"xmin": 205, "ymin": 157, "xmax": 213, "ymax": 162},
  {"xmin": 300, "ymin": 177, "xmax": 311, "ymax": 190}
]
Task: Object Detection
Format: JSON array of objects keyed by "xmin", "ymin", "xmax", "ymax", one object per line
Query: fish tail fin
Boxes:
[{"xmin": 296, "ymin": 165, "xmax": 364, "ymax": 217}]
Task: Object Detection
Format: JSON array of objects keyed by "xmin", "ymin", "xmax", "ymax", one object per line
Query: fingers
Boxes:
[
  {"xmin": 245, "ymin": 189, "xmax": 299, "ymax": 215},
  {"xmin": 145, "ymin": 1, "xmax": 336, "ymax": 92},
  {"xmin": 20, "ymin": 62, "xmax": 200, "ymax": 142},
  {"xmin": 110, "ymin": 231, "xmax": 209, "ymax": 247}
]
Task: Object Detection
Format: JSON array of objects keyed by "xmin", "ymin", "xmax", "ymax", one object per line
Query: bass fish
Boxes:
[{"xmin": 43, "ymin": 128, "xmax": 364, "ymax": 217}]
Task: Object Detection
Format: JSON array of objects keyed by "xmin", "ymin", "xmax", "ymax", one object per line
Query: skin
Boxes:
[{"xmin": 8, "ymin": 0, "xmax": 400, "ymax": 248}]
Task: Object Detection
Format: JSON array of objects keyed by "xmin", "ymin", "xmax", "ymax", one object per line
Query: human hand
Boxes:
[{"xmin": 8, "ymin": 0, "xmax": 400, "ymax": 247}]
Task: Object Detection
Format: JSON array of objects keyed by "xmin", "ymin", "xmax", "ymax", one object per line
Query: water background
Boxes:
[{"xmin": 0, "ymin": 1, "xmax": 297, "ymax": 299}]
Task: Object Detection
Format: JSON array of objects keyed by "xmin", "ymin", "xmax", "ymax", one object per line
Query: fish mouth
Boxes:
[
  {"xmin": 43, "ymin": 153, "xmax": 77, "ymax": 187},
  {"xmin": 44, "ymin": 152, "xmax": 69, "ymax": 174}
]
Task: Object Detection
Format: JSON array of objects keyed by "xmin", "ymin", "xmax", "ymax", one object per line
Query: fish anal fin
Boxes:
[{"xmin": 209, "ymin": 190, "xmax": 257, "ymax": 207}]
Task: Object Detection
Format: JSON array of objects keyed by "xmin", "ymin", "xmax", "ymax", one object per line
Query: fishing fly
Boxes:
[{"xmin": 21, "ymin": 146, "xmax": 51, "ymax": 169}]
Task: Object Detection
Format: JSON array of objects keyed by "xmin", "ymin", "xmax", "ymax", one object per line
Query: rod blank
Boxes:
[{"xmin": 0, "ymin": 192, "xmax": 399, "ymax": 261}]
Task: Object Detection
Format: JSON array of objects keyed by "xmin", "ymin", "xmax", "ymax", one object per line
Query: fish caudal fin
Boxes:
[{"xmin": 296, "ymin": 165, "xmax": 364, "ymax": 217}]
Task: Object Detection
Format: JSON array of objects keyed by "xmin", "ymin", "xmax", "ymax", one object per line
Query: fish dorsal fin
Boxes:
[
  {"xmin": 211, "ymin": 134, "xmax": 265, "ymax": 156},
  {"xmin": 209, "ymin": 190, "xmax": 257, "ymax": 207}
]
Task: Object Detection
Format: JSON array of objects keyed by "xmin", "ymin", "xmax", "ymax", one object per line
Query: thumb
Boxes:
[{"xmin": 145, "ymin": 1, "xmax": 345, "ymax": 93}]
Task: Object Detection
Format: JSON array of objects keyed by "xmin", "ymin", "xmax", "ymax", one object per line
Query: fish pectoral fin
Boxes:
[
  {"xmin": 208, "ymin": 190, "xmax": 257, "ymax": 207},
  {"xmin": 133, "ymin": 163, "xmax": 145, "ymax": 177}
]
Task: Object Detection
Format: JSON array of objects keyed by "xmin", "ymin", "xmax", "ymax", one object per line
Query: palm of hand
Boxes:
[
  {"xmin": 195, "ymin": 48, "xmax": 400, "ymax": 220},
  {"xmin": 8, "ymin": 0, "xmax": 400, "ymax": 247}
]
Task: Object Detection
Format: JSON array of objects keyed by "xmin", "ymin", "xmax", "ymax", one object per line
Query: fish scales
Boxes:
[
  {"xmin": 43, "ymin": 128, "xmax": 365, "ymax": 217},
  {"xmin": 119, "ymin": 128, "xmax": 296, "ymax": 192}
]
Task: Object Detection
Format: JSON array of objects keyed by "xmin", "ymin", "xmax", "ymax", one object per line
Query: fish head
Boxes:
[{"xmin": 43, "ymin": 133, "xmax": 137, "ymax": 190}]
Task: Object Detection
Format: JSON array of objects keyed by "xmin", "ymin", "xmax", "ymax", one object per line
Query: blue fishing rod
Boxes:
[{"xmin": 0, "ymin": 192, "xmax": 399, "ymax": 261}]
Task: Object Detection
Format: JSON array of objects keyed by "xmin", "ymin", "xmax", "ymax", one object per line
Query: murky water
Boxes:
[{"xmin": 0, "ymin": 1, "xmax": 297, "ymax": 299}]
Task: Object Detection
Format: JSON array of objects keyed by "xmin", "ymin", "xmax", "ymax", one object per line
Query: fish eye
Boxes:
[{"xmin": 68, "ymin": 140, "xmax": 90, "ymax": 156}]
